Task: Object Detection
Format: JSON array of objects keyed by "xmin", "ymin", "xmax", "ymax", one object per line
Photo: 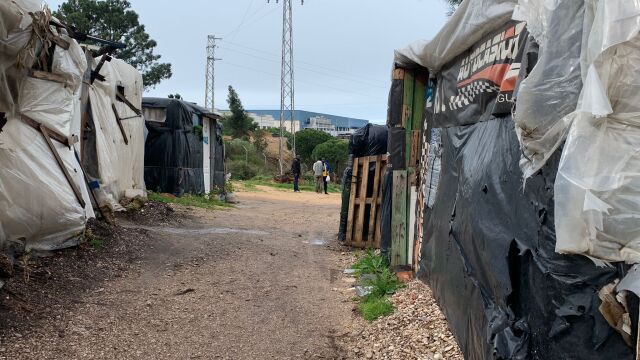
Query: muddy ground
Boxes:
[{"xmin": 0, "ymin": 187, "xmax": 358, "ymax": 359}]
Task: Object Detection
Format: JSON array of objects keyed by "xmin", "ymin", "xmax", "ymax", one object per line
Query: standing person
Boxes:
[
  {"xmin": 322, "ymin": 160, "xmax": 331, "ymax": 195},
  {"xmin": 291, "ymin": 155, "xmax": 301, "ymax": 192},
  {"xmin": 313, "ymin": 158, "xmax": 324, "ymax": 194}
]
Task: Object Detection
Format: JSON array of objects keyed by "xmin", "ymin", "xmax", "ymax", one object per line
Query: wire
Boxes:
[
  {"xmin": 218, "ymin": 46, "xmax": 387, "ymax": 89},
  {"xmin": 221, "ymin": 61, "xmax": 383, "ymax": 99},
  {"xmin": 226, "ymin": 0, "xmax": 258, "ymax": 40},
  {"xmin": 222, "ymin": 40, "xmax": 389, "ymax": 87}
]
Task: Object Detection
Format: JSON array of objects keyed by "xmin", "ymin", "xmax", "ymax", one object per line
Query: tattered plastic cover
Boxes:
[
  {"xmin": 552, "ymin": 0, "xmax": 640, "ymax": 263},
  {"xmin": 89, "ymin": 57, "xmax": 145, "ymax": 210},
  {"xmin": 0, "ymin": 25, "xmax": 94, "ymax": 252},
  {"xmin": 0, "ymin": 0, "xmax": 44, "ymax": 114},
  {"xmin": 394, "ymin": 0, "xmax": 517, "ymax": 72}
]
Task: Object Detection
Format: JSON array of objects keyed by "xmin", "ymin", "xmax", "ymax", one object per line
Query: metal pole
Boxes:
[{"xmin": 205, "ymin": 35, "xmax": 222, "ymax": 112}]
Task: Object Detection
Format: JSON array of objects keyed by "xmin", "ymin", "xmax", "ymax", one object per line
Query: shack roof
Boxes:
[{"xmin": 142, "ymin": 97, "xmax": 223, "ymax": 120}]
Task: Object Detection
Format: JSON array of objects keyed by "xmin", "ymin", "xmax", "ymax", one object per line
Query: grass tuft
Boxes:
[
  {"xmin": 147, "ymin": 192, "xmax": 230, "ymax": 210},
  {"xmin": 359, "ymin": 296, "xmax": 394, "ymax": 321},
  {"xmin": 350, "ymin": 250, "xmax": 402, "ymax": 322}
]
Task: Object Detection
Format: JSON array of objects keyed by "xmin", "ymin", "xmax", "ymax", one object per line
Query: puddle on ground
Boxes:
[
  {"xmin": 310, "ymin": 238, "xmax": 328, "ymax": 246},
  {"xmin": 127, "ymin": 225, "xmax": 269, "ymax": 236}
]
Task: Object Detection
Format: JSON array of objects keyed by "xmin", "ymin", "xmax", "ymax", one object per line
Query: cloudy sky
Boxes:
[{"xmin": 46, "ymin": 0, "xmax": 450, "ymax": 124}]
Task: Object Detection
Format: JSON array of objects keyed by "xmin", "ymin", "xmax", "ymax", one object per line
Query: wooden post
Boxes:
[
  {"xmin": 391, "ymin": 170, "xmax": 408, "ymax": 267},
  {"xmin": 346, "ymin": 157, "xmax": 359, "ymax": 244},
  {"xmin": 355, "ymin": 156, "xmax": 370, "ymax": 244},
  {"xmin": 79, "ymin": 49, "xmax": 94, "ymax": 161}
]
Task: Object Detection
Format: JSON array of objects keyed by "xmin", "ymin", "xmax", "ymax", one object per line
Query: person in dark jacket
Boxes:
[{"xmin": 291, "ymin": 155, "xmax": 301, "ymax": 192}]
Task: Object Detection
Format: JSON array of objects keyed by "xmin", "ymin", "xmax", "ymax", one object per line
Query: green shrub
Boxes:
[{"xmin": 228, "ymin": 160, "xmax": 259, "ymax": 180}]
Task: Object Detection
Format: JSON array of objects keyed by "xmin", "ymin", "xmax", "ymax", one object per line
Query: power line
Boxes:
[
  {"xmin": 221, "ymin": 61, "xmax": 380, "ymax": 99},
  {"xmin": 218, "ymin": 46, "xmax": 387, "ymax": 89},
  {"xmin": 223, "ymin": 40, "xmax": 385, "ymax": 87}
]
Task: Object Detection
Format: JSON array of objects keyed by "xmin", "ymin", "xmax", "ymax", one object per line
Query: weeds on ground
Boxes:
[
  {"xmin": 352, "ymin": 249, "xmax": 388, "ymax": 275},
  {"xmin": 359, "ymin": 296, "xmax": 394, "ymax": 321},
  {"xmin": 351, "ymin": 250, "xmax": 402, "ymax": 322},
  {"xmin": 147, "ymin": 192, "xmax": 230, "ymax": 210}
]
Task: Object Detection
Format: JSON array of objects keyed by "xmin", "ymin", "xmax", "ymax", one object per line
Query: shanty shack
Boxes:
[
  {"xmin": 374, "ymin": 0, "xmax": 640, "ymax": 359},
  {"xmin": 0, "ymin": 1, "xmax": 145, "ymax": 259},
  {"xmin": 142, "ymin": 98, "xmax": 225, "ymax": 196}
]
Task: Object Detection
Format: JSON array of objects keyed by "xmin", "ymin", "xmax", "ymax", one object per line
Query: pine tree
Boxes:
[
  {"xmin": 223, "ymin": 86, "xmax": 257, "ymax": 140},
  {"xmin": 55, "ymin": 0, "xmax": 172, "ymax": 89}
]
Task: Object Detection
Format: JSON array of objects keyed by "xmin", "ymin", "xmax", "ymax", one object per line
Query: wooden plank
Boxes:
[
  {"xmin": 355, "ymin": 156, "xmax": 370, "ymax": 244},
  {"xmin": 391, "ymin": 170, "xmax": 408, "ymax": 267},
  {"xmin": 402, "ymin": 71, "xmax": 415, "ymax": 130},
  {"xmin": 374, "ymin": 158, "xmax": 388, "ymax": 246},
  {"xmin": 346, "ymin": 157, "xmax": 359, "ymax": 244},
  {"xmin": 21, "ymin": 114, "xmax": 69, "ymax": 146},
  {"xmin": 409, "ymin": 130, "xmax": 421, "ymax": 170},
  {"xmin": 51, "ymin": 35, "xmax": 70, "ymax": 50},
  {"xmin": 408, "ymin": 187, "xmax": 417, "ymax": 266},
  {"xmin": 40, "ymin": 125, "xmax": 86, "ymax": 208},
  {"xmin": 392, "ymin": 68, "xmax": 405, "ymax": 80},
  {"xmin": 367, "ymin": 156, "xmax": 383, "ymax": 244},
  {"xmin": 412, "ymin": 72, "xmax": 428, "ymax": 131},
  {"xmin": 111, "ymin": 104, "xmax": 129, "ymax": 145},
  {"xmin": 116, "ymin": 92, "xmax": 142, "ymax": 116},
  {"xmin": 29, "ymin": 70, "xmax": 69, "ymax": 85}
]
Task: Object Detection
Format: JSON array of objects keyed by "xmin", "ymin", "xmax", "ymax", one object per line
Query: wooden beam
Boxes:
[
  {"xmin": 116, "ymin": 92, "xmax": 142, "ymax": 116},
  {"xmin": 346, "ymin": 157, "xmax": 359, "ymax": 244},
  {"xmin": 374, "ymin": 158, "xmax": 388, "ymax": 245},
  {"xmin": 40, "ymin": 125, "xmax": 86, "ymax": 208},
  {"xmin": 111, "ymin": 104, "xmax": 129, "ymax": 145},
  {"xmin": 51, "ymin": 35, "xmax": 70, "ymax": 50},
  {"xmin": 28, "ymin": 69, "xmax": 69, "ymax": 85},
  {"xmin": 391, "ymin": 170, "xmax": 408, "ymax": 267},
  {"xmin": 21, "ymin": 114, "xmax": 69, "ymax": 147}
]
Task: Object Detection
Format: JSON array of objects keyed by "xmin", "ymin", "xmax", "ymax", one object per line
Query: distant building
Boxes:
[{"xmin": 239, "ymin": 110, "xmax": 369, "ymax": 137}]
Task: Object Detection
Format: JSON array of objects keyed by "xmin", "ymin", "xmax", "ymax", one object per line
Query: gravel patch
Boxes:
[{"xmin": 338, "ymin": 280, "xmax": 464, "ymax": 360}]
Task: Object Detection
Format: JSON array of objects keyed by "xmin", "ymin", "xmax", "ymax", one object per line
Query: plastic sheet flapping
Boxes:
[
  {"xmin": 512, "ymin": 0, "xmax": 585, "ymax": 178},
  {"xmin": 394, "ymin": 0, "xmax": 518, "ymax": 72},
  {"xmin": 88, "ymin": 57, "xmax": 145, "ymax": 210},
  {"xmin": 0, "ymin": 25, "xmax": 94, "ymax": 252},
  {"xmin": 423, "ymin": 128, "xmax": 441, "ymax": 209},
  {"xmin": 348, "ymin": 123, "xmax": 388, "ymax": 158},
  {"xmin": 553, "ymin": 0, "xmax": 640, "ymax": 264},
  {"xmin": 143, "ymin": 98, "xmax": 206, "ymax": 196}
]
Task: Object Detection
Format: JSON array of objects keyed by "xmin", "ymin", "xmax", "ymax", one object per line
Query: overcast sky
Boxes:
[{"xmin": 46, "ymin": 0, "xmax": 449, "ymax": 123}]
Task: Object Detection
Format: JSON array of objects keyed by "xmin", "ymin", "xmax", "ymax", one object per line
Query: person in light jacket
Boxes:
[{"xmin": 313, "ymin": 158, "xmax": 324, "ymax": 194}]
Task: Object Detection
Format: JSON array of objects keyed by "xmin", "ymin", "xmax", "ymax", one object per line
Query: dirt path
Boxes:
[{"xmin": 0, "ymin": 187, "xmax": 355, "ymax": 359}]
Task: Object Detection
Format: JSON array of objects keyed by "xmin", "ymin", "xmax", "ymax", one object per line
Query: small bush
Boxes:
[
  {"xmin": 228, "ymin": 160, "xmax": 259, "ymax": 180},
  {"xmin": 359, "ymin": 296, "xmax": 394, "ymax": 321}
]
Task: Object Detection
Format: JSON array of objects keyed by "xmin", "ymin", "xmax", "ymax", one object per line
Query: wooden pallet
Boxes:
[{"xmin": 346, "ymin": 155, "xmax": 388, "ymax": 248}]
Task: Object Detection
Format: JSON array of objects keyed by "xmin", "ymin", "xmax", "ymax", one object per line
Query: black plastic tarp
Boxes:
[
  {"xmin": 417, "ymin": 20, "xmax": 635, "ymax": 360},
  {"xmin": 143, "ymin": 98, "xmax": 216, "ymax": 196},
  {"xmin": 348, "ymin": 123, "xmax": 388, "ymax": 158}
]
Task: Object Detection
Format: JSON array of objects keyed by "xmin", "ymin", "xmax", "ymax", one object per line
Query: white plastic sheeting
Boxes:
[
  {"xmin": 553, "ymin": 0, "xmax": 640, "ymax": 263},
  {"xmin": 88, "ymin": 57, "xmax": 145, "ymax": 210},
  {"xmin": 0, "ymin": 0, "xmax": 43, "ymax": 114},
  {"xmin": 394, "ymin": 0, "xmax": 517, "ymax": 72},
  {"xmin": 512, "ymin": 0, "xmax": 586, "ymax": 178},
  {"xmin": 0, "ymin": 3, "xmax": 94, "ymax": 252}
]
